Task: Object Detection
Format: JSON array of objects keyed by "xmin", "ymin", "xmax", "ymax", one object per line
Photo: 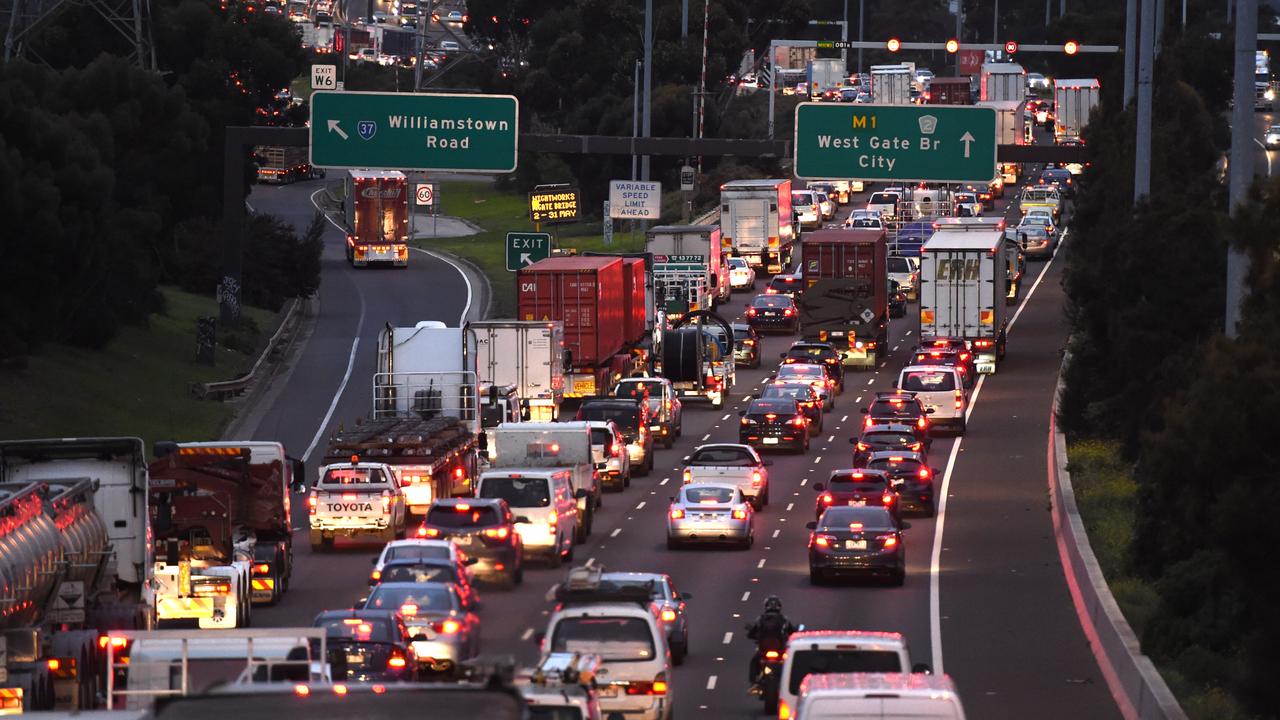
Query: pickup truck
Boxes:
[
  {"xmin": 1018, "ymin": 186, "xmax": 1061, "ymax": 221},
  {"xmin": 309, "ymin": 460, "xmax": 408, "ymax": 550},
  {"xmin": 680, "ymin": 443, "xmax": 771, "ymax": 509},
  {"xmin": 613, "ymin": 376, "xmax": 683, "ymax": 448}
]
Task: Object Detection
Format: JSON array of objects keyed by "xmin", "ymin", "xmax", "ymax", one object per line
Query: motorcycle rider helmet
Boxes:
[{"xmin": 763, "ymin": 595, "xmax": 783, "ymax": 613}]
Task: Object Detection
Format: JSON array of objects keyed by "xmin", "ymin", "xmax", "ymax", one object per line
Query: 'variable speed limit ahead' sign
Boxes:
[{"xmin": 793, "ymin": 103, "xmax": 996, "ymax": 183}]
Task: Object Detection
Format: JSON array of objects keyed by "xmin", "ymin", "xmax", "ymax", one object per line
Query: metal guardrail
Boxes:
[
  {"xmin": 191, "ymin": 298, "xmax": 302, "ymax": 401},
  {"xmin": 691, "ymin": 207, "xmax": 720, "ymax": 226}
]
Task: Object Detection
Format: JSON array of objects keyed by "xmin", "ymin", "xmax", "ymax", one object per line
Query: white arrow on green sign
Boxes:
[
  {"xmin": 506, "ymin": 232, "xmax": 551, "ymax": 271},
  {"xmin": 793, "ymin": 103, "xmax": 997, "ymax": 183}
]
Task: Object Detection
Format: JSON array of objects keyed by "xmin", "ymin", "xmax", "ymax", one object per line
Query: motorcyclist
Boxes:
[{"xmin": 746, "ymin": 595, "xmax": 796, "ymax": 688}]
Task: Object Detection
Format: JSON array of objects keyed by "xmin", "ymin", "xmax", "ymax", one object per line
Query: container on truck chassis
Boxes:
[
  {"xmin": 0, "ymin": 437, "xmax": 153, "ymax": 713},
  {"xmin": 465, "ymin": 320, "xmax": 567, "ymax": 423},
  {"xmin": 918, "ymin": 227, "xmax": 1010, "ymax": 375},
  {"xmin": 253, "ymin": 145, "xmax": 311, "ymax": 184},
  {"xmin": 1053, "ymin": 78, "xmax": 1100, "ymax": 142},
  {"xmin": 979, "ymin": 62, "xmax": 1026, "ymax": 102},
  {"xmin": 344, "ymin": 169, "xmax": 409, "ymax": 267},
  {"xmin": 924, "ymin": 77, "xmax": 973, "ymax": 105},
  {"xmin": 517, "ymin": 256, "xmax": 652, "ymax": 401},
  {"xmin": 798, "ymin": 228, "xmax": 889, "ymax": 369},
  {"xmin": 147, "ymin": 441, "xmax": 303, "ymax": 630},
  {"xmin": 870, "ymin": 63, "xmax": 913, "ymax": 104},
  {"xmin": 646, "ymin": 224, "xmax": 730, "ymax": 314},
  {"xmin": 978, "ymin": 99, "xmax": 1027, "ymax": 185},
  {"xmin": 719, "ymin": 179, "xmax": 795, "ymax": 274}
]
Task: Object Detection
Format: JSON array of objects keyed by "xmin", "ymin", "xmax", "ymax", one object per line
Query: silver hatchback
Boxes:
[{"xmin": 666, "ymin": 483, "xmax": 754, "ymax": 550}]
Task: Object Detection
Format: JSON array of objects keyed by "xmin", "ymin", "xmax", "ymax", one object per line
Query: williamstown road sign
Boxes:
[
  {"xmin": 506, "ymin": 232, "xmax": 551, "ymax": 271},
  {"xmin": 793, "ymin": 103, "xmax": 996, "ymax": 183},
  {"xmin": 311, "ymin": 91, "xmax": 519, "ymax": 172}
]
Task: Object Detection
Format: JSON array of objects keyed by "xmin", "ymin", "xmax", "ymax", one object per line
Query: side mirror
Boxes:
[
  {"xmin": 901, "ymin": 522, "xmax": 913, "ymax": 530},
  {"xmin": 355, "ymin": 597, "xmax": 368, "ymax": 609},
  {"xmin": 464, "ymin": 557, "xmax": 479, "ymax": 566},
  {"xmin": 292, "ymin": 482, "xmax": 308, "ymax": 495},
  {"xmin": 738, "ymin": 411, "xmax": 746, "ymax": 417},
  {"xmin": 925, "ymin": 408, "xmax": 935, "ymax": 414},
  {"xmin": 804, "ymin": 521, "xmax": 817, "ymax": 530},
  {"xmin": 412, "ymin": 633, "xmax": 429, "ymax": 643},
  {"xmin": 911, "ymin": 663, "xmax": 933, "ymax": 674},
  {"xmin": 680, "ymin": 592, "xmax": 693, "ymax": 600},
  {"xmin": 668, "ymin": 496, "xmax": 676, "ymax": 502},
  {"xmin": 682, "ymin": 456, "xmax": 691, "ymax": 463},
  {"xmin": 848, "ymin": 438, "xmax": 857, "ymax": 445},
  {"xmin": 368, "ymin": 577, "xmax": 377, "ymax": 586},
  {"xmin": 533, "ymin": 631, "xmax": 546, "ymax": 645},
  {"xmin": 514, "ymin": 516, "xmax": 531, "ymax": 524},
  {"xmin": 370, "ymin": 557, "xmax": 379, "ymax": 566},
  {"xmin": 860, "ymin": 407, "xmax": 869, "ymax": 414},
  {"xmin": 812, "ymin": 483, "xmax": 825, "ymax": 492},
  {"xmin": 890, "ymin": 379, "xmax": 898, "ymax": 388},
  {"xmin": 289, "ymin": 456, "xmax": 306, "ymax": 488}
]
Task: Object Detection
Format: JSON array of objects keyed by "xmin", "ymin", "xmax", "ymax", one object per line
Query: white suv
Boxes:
[
  {"xmin": 778, "ymin": 630, "xmax": 930, "ymax": 720},
  {"xmin": 896, "ymin": 365, "xmax": 967, "ymax": 434}
]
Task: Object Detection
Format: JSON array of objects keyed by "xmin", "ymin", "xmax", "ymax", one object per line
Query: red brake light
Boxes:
[
  {"xmin": 881, "ymin": 493, "xmax": 894, "ymax": 505},
  {"xmin": 484, "ymin": 526, "xmax": 511, "ymax": 540},
  {"xmin": 434, "ymin": 619, "xmax": 461, "ymax": 634},
  {"xmin": 864, "ymin": 417, "xmax": 874, "ymax": 428},
  {"xmin": 253, "ymin": 563, "xmax": 270, "ymax": 575},
  {"xmin": 307, "ymin": 495, "xmax": 317, "ymax": 514},
  {"xmin": 387, "ymin": 653, "xmax": 407, "ymax": 669},
  {"xmin": 919, "ymin": 468, "xmax": 931, "ymax": 479},
  {"xmin": 751, "ymin": 471, "xmax": 762, "ymax": 486},
  {"xmin": 747, "ymin": 307, "xmax": 758, "ymax": 316},
  {"xmin": 856, "ymin": 442, "xmax": 869, "ymax": 451},
  {"xmin": 882, "ymin": 535, "xmax": 899, "ymax": 548},
  {"xmin": 732, "ymin": 508, "xmax": 748, "ymax": 520},
  {"xmin": 784, "ymin": 307, "xmax": 795, "ymax": 317},
  {"xmin": 917, "ymin": 417, "xmax": 927, "ymax": 429},
  {"xmin": 791, "ymin": 416, "xmax": 806, "ymax": 427},
  {"xmin": 455, "ymin": 503, "xmax": 471, "ymax": 512},
  {"xmin": 812, "ymin": 534, "xmax": 834, "ymax": 547},
  {"xmin": 764, "ymin": 650, "xmax": 781, "ymax": 659},
  {"xmin": 661, "ymin": 609, "xmax": 677, "ymax": 622},
  {"xmin": 418, "ymin": 526, "xmax": 440, "ymax": 537},
  {"xmin": 821, "ymin": 493, "xmax": 833, "ymax": 504},
  {"xmin": 669, "ymin": 507, "xmax": 685, "ymax": 519}
]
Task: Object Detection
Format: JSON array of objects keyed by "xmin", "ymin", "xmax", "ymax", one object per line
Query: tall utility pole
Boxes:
[
  {"xmin": 857, "ymin": 0, "xmax": 865, "ymax": 74},
  {"xmin": 955, "ymin": 0, "xmax": 963, "ymax": 73},
  {"xmin": 993, "ymin": 0, "xmax": 999, "ymax": 43},
  {"xmin": 641, "ymin": 0, "xmax": 653, "ymax": 181},
  {"xmin": 682, "ymin": 0, "xmax": 688, "ymax": 38},
  {"xmin": 1124, "ymin": 0, "xmax": 1138, "ymax": 104},
  {"xmin": 1134, "ymin": 0, "xmax": 1155, "ymax": 200},
  {"xmin": 632, "ymin": 60, "xmax": 641, "ymax": 181},
  {"xmin": 696, "ymin": 0, "xmax": 710, "ymax": 172},
  {"xmin": 1226, "ymin": 0, "xmax": 1257, "ymax": 337},
  {"xmin": 841, "ymin": 0, "xmax": 849, "ymax": 70}
]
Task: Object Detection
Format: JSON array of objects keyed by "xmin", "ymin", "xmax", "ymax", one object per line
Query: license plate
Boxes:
[
  {"xmin": 598, "ymin": 686, "xmax": 620, "ymax": 698},
  {"xmin": 978, "ymin": 362, "xmax": 996, "ymax": 374},
  {"xmin": 846, "ymin": 539, "xmax": 868, "ymax": 550},
  {"xmin": 453, "ymin": 535, "xmax": 472, "ymax": 545},
  {"xmin": 849, "ymin": 499, "xmax": 867, "ymax": 506},
  {"xmin": 346, "ymin": 653, "xmax": 364, "ymax": 664},
  {"xmin": 762, "ymin": 437, "xmax": 779, "ymax": 445}
]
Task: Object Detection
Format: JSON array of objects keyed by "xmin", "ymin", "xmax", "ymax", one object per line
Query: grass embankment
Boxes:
[
  {"xmin": 419, "ymin": 182, "xmax": 649, "ymax": 317},
  {"xmin": 1066, "ymin": 440, "xmax": 1249, "ymax": 720},
  {"xmin": 0, "ymin": 288, "xmax": 277, "ymax": 450}
]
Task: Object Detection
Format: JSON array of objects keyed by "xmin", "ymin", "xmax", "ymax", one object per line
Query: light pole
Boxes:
[
  {"xmin": 1226, "ymin": 0, "xmax": 1258, "ymax": 337},
  {"xmin": 857, "ymin": 0, "xmax": 864, "ymax": 74},
  {"xmin": 641, "ymin": 0, "xmax": 653, "ymax": 181}
]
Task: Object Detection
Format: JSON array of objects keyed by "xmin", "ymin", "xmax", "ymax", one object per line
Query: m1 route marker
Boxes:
[
  {"xmin": 793, "ymin": 103, "xmax": 997, "ymax": 183},
  {"xmin": 310, "ymin": 91, "xmax": 519, "ymax": 172}
]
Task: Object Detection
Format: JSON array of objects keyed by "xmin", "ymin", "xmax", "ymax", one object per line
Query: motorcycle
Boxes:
[{"xmin": 747, "ymin": 622, "xmax": 802, "ymax": 714}]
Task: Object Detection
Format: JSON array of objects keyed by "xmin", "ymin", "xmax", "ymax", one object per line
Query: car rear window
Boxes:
[
  {"xmin": 590, "ymin": 428, "xmax": 615, "ymax": 446},
  {"xmin": 787, "ymin": 649, "xmax": 903, "ymax": 694},
  {"xmin": 380, "ymin": 563, "xmax": 459, "ymax": 585},
  {"xmin": 687, "ymin": 447, "xmax": 756, "ymax": 466},
  {"xmin": 550, "ymin": 617, "xmax": 656, "ymax": 662},
  {"xmin": 792, "ymin": 192, "xmax": 816, "ymax": 205},
  {"xmin": 751, "ymin": 295, "xmax": 793, "ymax": 308},
  {"xmin": 864, "ymin": 431, "xmax": 918, "ymax": 447},
  {"xmin": 579, "ymin": 404, "xmax": 640, "ymax": 429},
  {"xmin": 828, "ymin": 473, "xmax": 889, "ymax": 489},
  {"xmin": 869, "ymin": 399, "xmax": 920, "ymax": 416},
  {"xmin": 478, "ymin": 476, "xmax": 551, "ymax": 508},
  {"xmin": 748, "ymin": 400, "xmax": 796, "ymax": 415},
  {"xmin": 901, "ymin": 370, "xmax": 956, "ymax": 392},
  {"xmin": 385, "ymin": 544, "xmax": 450, "ymax": 562},
  {"xmin": 787, "ymin": 346, "xmax": 836, "ymax": 361},
  {"xmin": 365, "ymin": 584, "xmax": 457, "ymax": 613},
  {"xmin": 762, "ymin": 385, "xmax": 810, "ymax": 402},
  {"xmin": 425, "ymin": 504, "xmax": 501, "ymax": 528},
  {"xmin": 869, "ymin": 192, "xmax": 898, "ymax": 205},
  {"xmin": 777, "ymin": 365, "xmax": 824, "ymax": 382},
  {"xmin": 316, "ymin": 617, "xmax": 396, "ymax": 643},
  {"xmin": 867, "ymin": 457, "xmax": 924, "ymax": 474},
  {"xmin": 319, "ymin": 467, "xmax": 389, "ymax": 486},
  {"xmin": 616, "ymin": 381, "xmax": 660, "ymax": 400},
  {"xmin": 887, "ymin": 257, "xmax": 912, "ymax": 273},
  {"xmin": 683, "ymin": 486, "xmax": 737, "ymax": 504}
]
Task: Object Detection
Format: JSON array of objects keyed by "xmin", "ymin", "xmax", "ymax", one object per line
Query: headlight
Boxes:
[{"xmin": 1267, "ymin": 89, "xmax": 1276, "ymax": 100}]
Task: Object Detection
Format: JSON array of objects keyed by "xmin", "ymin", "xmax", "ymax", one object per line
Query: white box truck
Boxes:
[
  {"xmin": 980, "ymin": 62, "xmax": 1026, "ymax": 102},
  {"xmin": 807, "ymin": 58, "xmax": 846, "ymax": 98},
  {"xmin": 1053, "ymin": 78, "xmax": 1100, "ymax": 142},
  {"xmin": 870, "ymin": 63, "xmax": 913, "ymax": 104},
  {"xmin": 978, "ymin": 99, "xmax": 1027, "ymax": 185},
  {"xmin": 918, "ymin": 229, "xmax": 1010, "ymax": 374},
  {"xmin": 720, "ymin": 179, "xmax": 795, "ymax": 274},
  {"xmin": 464, "ymin": 320, "xmax": 566, "ymax": 422}
]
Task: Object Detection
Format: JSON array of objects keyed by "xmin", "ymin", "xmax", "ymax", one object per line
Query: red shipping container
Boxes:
[
  {"xmin": 518, "ymin": 257, "xmax": 625, "ymax": 367},
  {"xmin": 800, "ymin": 228, "xmax": 888, "ymax": 312},
  {"xmin": 620, "ymin": 257, "xmax": 648, "ymax": 344}
]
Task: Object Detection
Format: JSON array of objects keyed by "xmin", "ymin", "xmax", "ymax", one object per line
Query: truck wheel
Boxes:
[
  {"xmin": 624, "ymin": 471, "xmax": 632, "ymax": 488},
  {"xmin": 575, "ymin": 522, "xmax": 587, "ymax": 545},
  {"xmin": 663, "ymin": 433, "xmax": 674, "ymax": 449}
]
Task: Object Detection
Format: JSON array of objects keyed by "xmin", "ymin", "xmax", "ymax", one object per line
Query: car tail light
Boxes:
[
  {"xmin": 253, "ymin": 563, "xmax": 270, "ymax": 576},
  {"xmin": 813, "ymin": 533, "xmax": 835, "ymax": 548},
  {"xmin": 433, "ymin": 619, "xmax": 461, "ymax": 634},
  {"xmin": 864, "ymin": 416, "xmax": 874, "ymax": 428},
  {"xmin": 763, "ymin": 650, "xmax": 781, "ymax": 660},
  {"xmin": 856, "ymin": 442, "xmax": 869, "ymax": 451},
  {"xmin": 682, "ymin": 469, "xmax": 692, "ymax": 483},
  {"xmin": 455, "ymin": 503, "xmax": 471, "ymax": 512},
  {"xmin": 669, "ymin": 507, "xmax": 685, "ymax": 519},
  {"xmin": 484, "ymin": 526, "xmax": 511, "ymax": 540},
  {"xmin": 917, "ymin": 417, "xmax": 927, "ymax": 429},
  {"xmin": 732, "ymin": 508, "xmax": 748, "ymax": 520},
  {"xmin": 791, "ymin": 416, "xmax": 806, "ymax": 427},
  {"xmin": 370, "ymin": 570, "xmax": 381, "ymax": 581},
  {"xmin": 381, "ymin": 491, "xmax": 392, "ymax": 513},
  {"xmin": 387, "ymin": 652, "xmax": 407, "ymax": 669},
  {"xmin": 751, "ymin": 471, "xmax": 762, "ymax": 486},
  {"xmin": 909, "ymin": 442, "xmax": 923, "ymax": 451},
  {"xmin": 546, "ymin": 513, "xmax": 558, "ymax": 528},
  {"xmin": 747, "ymin": 307, "xmax": 757, "ymax": 316},
  {"xmin": 919, "ymin": 468, "xmax": 931, "ymax": 479},
  {"xmin": 974, "ymin": 338, "xmax": 994, "ymax": 350},
  {"xmin": 881, "ymin": 493, "xmax": 894, "ymax": 505},
  {"xmin": 418, "ymin": 526, "xmax": 440, "ymax": 537},
  {"xmin": 784, "ymin": 307, "xmax": 795, "ymax": 317},
  {"xmin": 955, "ymin": 390, "xmax": 964, "ymax": 410},
  {"xmin": 820, "ymin": 493, "xmax": 833, "ymax": 504},
  {"xmin": 740, "ymin": 417, "xmax": 750, "ymax": 425},
  {"xmin": 308, "ymin": 495, "xmax": 317, "ymax": 515},
  {"xmin": 661, "ymin": 609, "xmax": 677, "ymax": 622},
  {"xmin": 98, "ymin": 636, "xmax": 130, "ymax": 651},
  {"xmin": 881, "ymin": 534, "xmax": 899, "ymax": 548},
  {"xmin": 779, "ymin": 698, "xmax": 793, "ymax": 719}
]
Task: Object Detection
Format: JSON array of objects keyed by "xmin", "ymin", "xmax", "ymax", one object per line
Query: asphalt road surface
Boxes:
[{"xmin": 245, "ymin": 137, "xmax": 1121, "ymax": 718}]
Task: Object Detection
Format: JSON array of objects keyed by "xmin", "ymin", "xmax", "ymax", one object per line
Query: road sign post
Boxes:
[
  {"xmin": 506, "ymin": 232, "xmax": 552, "ymax": 271},
  {"xmin": 793, "ymin": 103, "xmax": 997, "ymax": 183},
  {"xmin": 310, "ymin": 91, "xmax": 519, "ymax": 171},
  {"xmin": 603, "ymin": 201, "xmax": 614, "ymax": 245}
]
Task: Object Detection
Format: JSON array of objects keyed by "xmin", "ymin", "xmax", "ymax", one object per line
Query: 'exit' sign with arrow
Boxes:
[{"xmin": 506, "ymin": 232, "xmax": 551, "ymax": 271}]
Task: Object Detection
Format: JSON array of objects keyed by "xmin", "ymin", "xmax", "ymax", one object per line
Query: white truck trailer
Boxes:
[
  {"xmin": 917, "ymin": 229, "xmax": 1011, "ymax": 374},
  {"xmin": 720, "ymin": 179, "xmax": 795, "ymax": 274},
  {"xmin": 1053, "ymin": 78, "xmax": 1100, "ymax": 142},
  {"xmin": 979, "ymin": 62, "xmax": 1026, "ymax": 102},
  {"xmin": 870, "ymin": 63, "xmax": 913, "ymax": 104}
]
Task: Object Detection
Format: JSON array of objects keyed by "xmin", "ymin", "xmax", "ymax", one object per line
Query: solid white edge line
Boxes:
[{"xmin": 928, "ymin": 228, "xmax": 1066, "ymax": 675}]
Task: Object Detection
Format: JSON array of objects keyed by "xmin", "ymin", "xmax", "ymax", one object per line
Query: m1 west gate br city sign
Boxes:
[
  {"xmin": 793, "ymin": 103, "xmax": 997, "ymax": 183},
  {"xmin": 310, "ymin": 91, "xmax": 519, "ymax": 172}
]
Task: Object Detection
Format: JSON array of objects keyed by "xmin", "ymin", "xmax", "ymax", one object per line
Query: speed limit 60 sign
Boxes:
[{"xmin": 415, "ymin": 184, "xmax": 435, "ymax": 206}]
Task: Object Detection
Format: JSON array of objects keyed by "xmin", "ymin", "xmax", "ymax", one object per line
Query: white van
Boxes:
[
  {"xmin": 542, "ymin": 570, "xmax": 673, "ymax": 720},
  {"xmin": 586, "ymin": 420, "xmax": 631, "ymax": 491},
  {"xmin": 792, "ymin": 190, "xmax": 822, "ymax": 230},
  {"xmin": 795, "ymin": 673, "xmax": 965, "ymax": 720},
  {"xmin": 777, "ymin": 630, "xmax": 929, "ymax": 720},
  {"xmin": 475, "ymin": 470, "xmax": 578, "ymax": 566},
  {"xmin": 896, "ymin": 365, "xmax": 967, "ymax": 433},
  {"xmin": 865, "ymin": 191, "xmax": 901, "ymax": 220}
]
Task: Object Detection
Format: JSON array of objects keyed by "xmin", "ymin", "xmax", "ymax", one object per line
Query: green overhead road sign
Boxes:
[
  {"xmin": 310, "ymin": 91, "xmax": 519, "ymax": 172},
  {"xmin": 793, "ymin": 103, "xmax": 997, "ymax": 183},
  {"xmin": 506, "ymin": 232, "xmax": 551, "ymax": 271}
]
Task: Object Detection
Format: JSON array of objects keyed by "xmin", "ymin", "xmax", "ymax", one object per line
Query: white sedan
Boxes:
[{"xmin": 727, "ymin": 256, "xmax": 755, "ymax": 291}]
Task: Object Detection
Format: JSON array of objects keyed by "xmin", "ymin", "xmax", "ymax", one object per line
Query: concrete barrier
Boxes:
[{"xmin": 1050, "ymin": 356, "xmax": 1187, "ymax": 720}]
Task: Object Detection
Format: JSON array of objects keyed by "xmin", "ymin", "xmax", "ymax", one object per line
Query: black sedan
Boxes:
[
  {"xmin": 312, "ymin": 609, "xmax": 420, "ymax": 682},
  {"xmin": 732, "ymin": 322, "xmax": 762, "ymax": 368},
  {"xmin": 812, "ymin": 468, "xmax": 900, "ymax": 522},
  {"xmin": 781, "ymin": 341, "xmax": 845, "ymax": 392},
  {"xmin": 746, "ymin": 294, "xmax": 799, "ymax": 333},
  {"xmin": 739, "ymin": 398, "xmax": 810, "ymax": 452},
  {"xmin": 851, "ymin": 424, "xmax": 926, "ymax": 465},
  {"xmin": 759, "ymin": 382, "xmax": 824, "ymax": 434},
  {"xmin": 806, "ymin": 505, "xmax": 906, "ymax": 586},
  {"xmin": 863, "ymin": 450, "xmax": 937, "ymax": 517}
]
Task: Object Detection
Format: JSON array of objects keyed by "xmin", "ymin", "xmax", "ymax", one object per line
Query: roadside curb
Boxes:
[
  {"xmin": 220, "ymin": 294, "xmax": 320, "ymax": 440},
  {"xmin": 1049, "ymin": 353, "xmax": 1188, "ymax": 720}
]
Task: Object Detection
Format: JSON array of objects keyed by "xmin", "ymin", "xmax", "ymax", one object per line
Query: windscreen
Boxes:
[
  {"xmin": 787, "ymin": 649, "xmax": 904, "ymax": 694},
  {"xmin": 747, "ymin": 400, "xmax": 796, "ymax": 415},
  {"xmin": 762, "ymin": 385, "xmax": 810, "ymax": 402},
  {"xmin": 901, "ymin": 370, "xmax": 957, "ymax": 392},
  {"xmin": 864, "ymin": 432, "xmax": 919, "ymax": 448},
  {"xmin": 777, "ymin": 365, "xmax": 824, "ymax": 382},
  {"xmin": 687, "ymin": 447, "xmax": 756, "ymax": 466},
  {"xmin": 550, "ymin": 617, "xmax": 656, "ymax": 661},
  {"xmin": 751, "ymin": 295, "xmax": 792, "ymax": 309},
  {"xmin": 869, "ymin": 192, "xmax": 898, "ymax": 205},
  {"xmin": 425, "ymin": 505, "xmax": 501, "ymax": 528},
  {"xmin": 579, "ymin": 405, "xmax": 640, "ymax": 430},
  {"xmin": 867, "ymin": 457, "xmax": 925, "ymax": 476},
  {"xmin": 590, "ymin": 428, "xmax": 615, "ymax": 447},
  {"xmin": 365, "ymin": 584, "xmax": 456, "ymax": 613},
  {"xmin": 478, "ymin": 476, "xmax": 551, "ymax": 508},
  {"xmin": 380, "ymin": 563, "xmax": 460, "ymax": 585},
  {"xmin": 829, "ymin": 473, "xmax": 889, "ymax": 491}
]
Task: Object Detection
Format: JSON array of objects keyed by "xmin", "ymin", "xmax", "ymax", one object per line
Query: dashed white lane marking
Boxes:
[
  {"xmin": 610, "ymin": 528, "xmax": 621, "ymax": 537},
  {"xmin": 772, "ymin": 529, "xmax": 780, "ymax": 538},
  {"xmin": 722, "ymin": 632, "xmax": 733, "ymax": 644},
  {"xmin": 636, "ymin": 501, "xmax": 646, "ymax": 510},
  {"xmin": 520, "ymin": 627, "xmax": 534, "ymax": 641},
  {"xmin": 814, "ymin": 455, "xmax": 823, "ymax": 464},
  {"xmin": 706, "ymin": 675, "xmax": 718, "ymax": 690},
  {"xmin": 867, "ymin": 378, "xmax": 875, "ymax": 385},
  {"xmin": 905, "ymin": 330, "xmax": 912, "ymax": 336},
  {"xmin": 893, "ymin": 345, "xmax": 900, "ymax": 351},
  {"xmin": 660, "ymin": 478, "xmax": 670, "ymax": 485},
  {"xmin": 721, "ymin": 413, "xmax": 731, "ymax": 420},
  {"xmin": 757, "ymin": 558, "xmax": 767, "ymax": 568},
  {"xmin": 842, "ymin": 414, "xmax": 850, "ymax": 422},
  {"xmin": 702, "ymin": 434, "xmax": 712, "ymax": 441},
  {"xmin": 585, "ymin": 558, "xmax": 595, "ymax": 567},
  {"xmin": 827, "ymin": 435, "xmax": 835, "ymax": 442},
  {"xmin": 800, "ymin": 477, "xmax": 808, "ymax": 487},
  {"xmin": 786, "ymin": 502, "xmax": 794, "ymax": 511},
  {"xmin": 741, "ymin": 591, "xmax": 751, "ymax": 601}
]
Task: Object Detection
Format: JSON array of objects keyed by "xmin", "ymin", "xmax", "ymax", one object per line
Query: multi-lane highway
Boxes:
[{"xmin": 242, "ymin": 138, "xmax": 1121, "ymax": 718}]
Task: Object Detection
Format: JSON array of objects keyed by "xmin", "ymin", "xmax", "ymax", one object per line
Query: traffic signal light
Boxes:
[
  {"xmin": 945, "ymin": 39, "xmax": 959, "ymax": 53},
  {"xmin": 886, "ymin": 37, "xmax": 901, "ymax": 52},
  {"xmin": 1063, "ymin": 40, "xmax": 1079, "ymax": 55},
  {"xmin": 1004, "ymin": 40, "xmax": 1019, "ymax": 55}
]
